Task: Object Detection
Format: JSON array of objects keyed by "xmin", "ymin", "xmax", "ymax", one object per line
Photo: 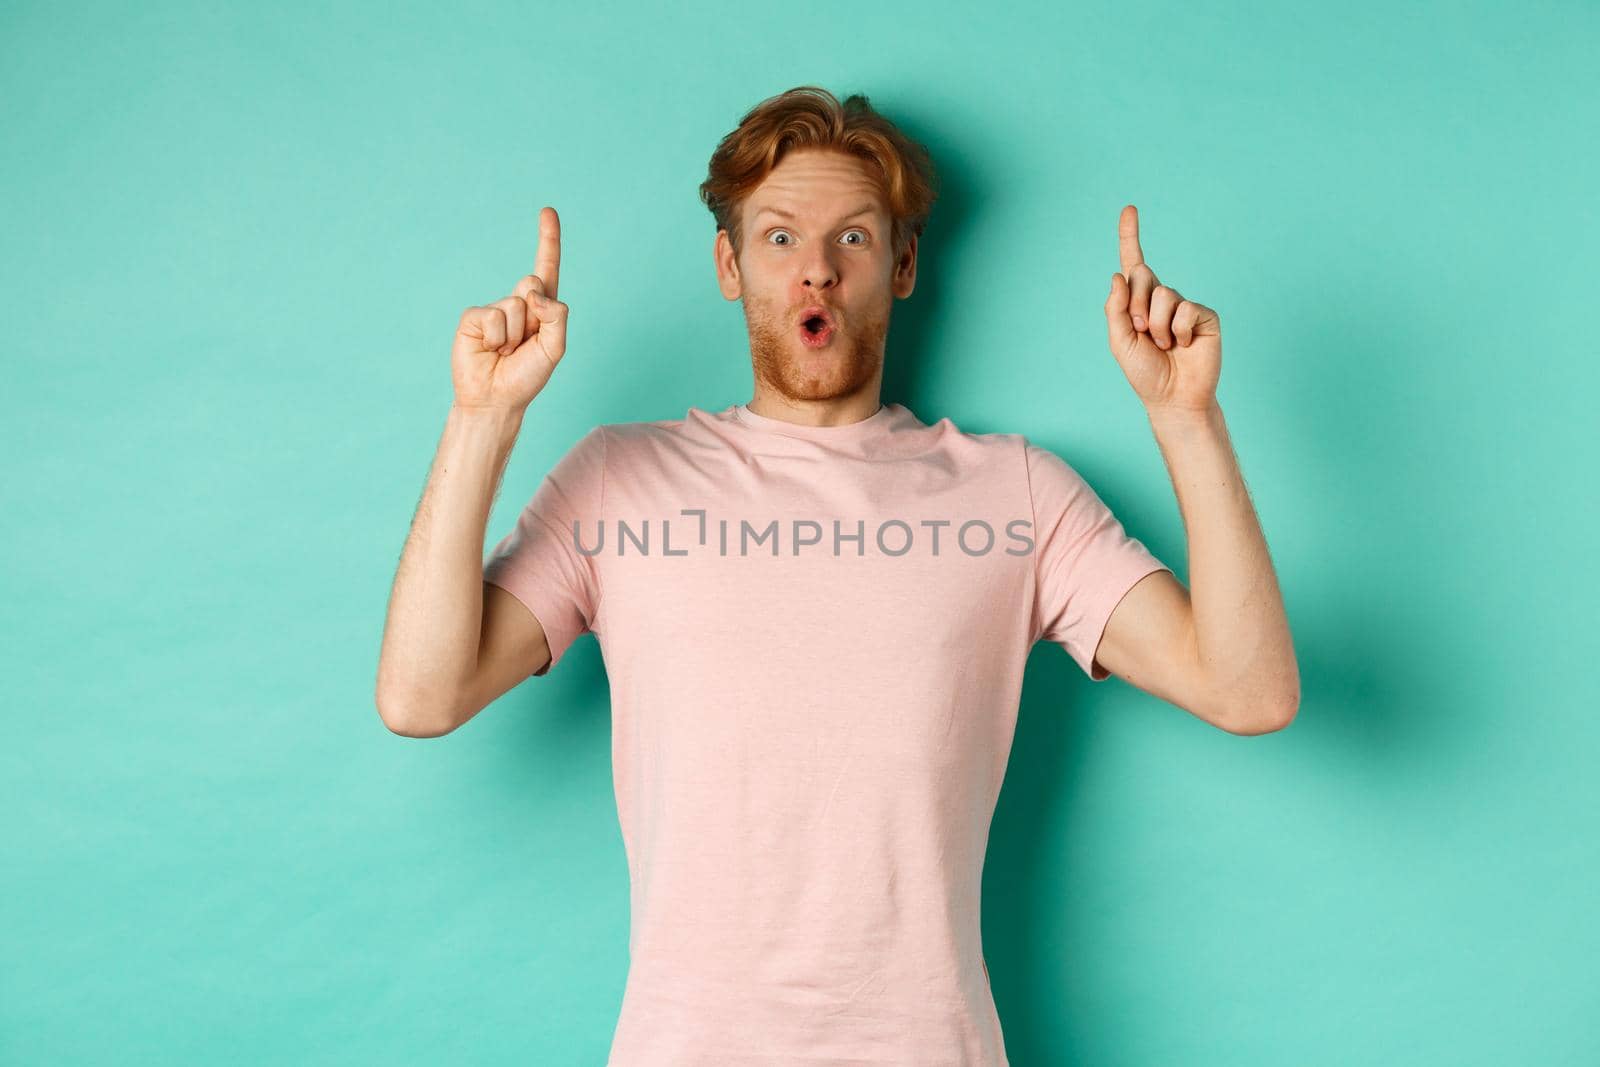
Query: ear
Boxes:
[
  {"xmin": 891, "ymin": 232, "xmax": 917, "ymax": 300},
  {"xmin": 714, "ymin": 229, "xmax": 742, "ymax": 300}
]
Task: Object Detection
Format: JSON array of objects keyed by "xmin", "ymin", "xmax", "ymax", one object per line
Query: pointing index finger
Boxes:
[
  {"xmin": 1117, "ymin": 204, "xmax": 1144, "ymax": 277},
  {"xmin": 534, "ymin": 206, "xmax": 561, "ymax": 300}
]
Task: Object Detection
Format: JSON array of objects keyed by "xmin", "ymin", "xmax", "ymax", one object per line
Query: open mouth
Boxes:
[{"xmin": 797, "ymin": 307, "xmax": 836, "ymax": 347}]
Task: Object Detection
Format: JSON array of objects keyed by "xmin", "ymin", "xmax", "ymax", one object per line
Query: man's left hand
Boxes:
[{"xmin": 1104, "ymin": 204, "xmax": 1222, "ymax": 414}]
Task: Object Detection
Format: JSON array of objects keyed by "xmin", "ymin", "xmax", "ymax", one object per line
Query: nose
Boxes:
[{"xmin": 800, "ymin": 247, "xmax": 838, "ymax": 292}]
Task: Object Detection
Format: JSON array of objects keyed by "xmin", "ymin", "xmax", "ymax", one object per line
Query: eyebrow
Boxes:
[{"xmin": 753, "ymin": 203, "xmax": 879, "ymax": 224}]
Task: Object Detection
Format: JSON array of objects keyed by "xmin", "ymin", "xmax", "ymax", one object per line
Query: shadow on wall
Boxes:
[{"xmin": 878, "ymin": 101, "xmax": 983, "ymax": 418}]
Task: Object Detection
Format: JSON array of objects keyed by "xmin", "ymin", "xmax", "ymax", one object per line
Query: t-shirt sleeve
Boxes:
[
  {"xmin": 483, "ymin": 424, "xmax": 606, "ymax": 677},
  {"xmin": 1026, "ymin": 441, "xmax": 1172, "ymax": 682}
]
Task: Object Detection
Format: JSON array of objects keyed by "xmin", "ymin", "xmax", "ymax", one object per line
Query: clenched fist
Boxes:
[{"xmin": 452, "ymin": 206, "xmax": 570, "ymax": 411}]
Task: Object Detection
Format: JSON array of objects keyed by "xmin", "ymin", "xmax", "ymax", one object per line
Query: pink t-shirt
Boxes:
[{"xmin": 483, "ymin": 400, "xmax": 1170, "ymax": 1066}]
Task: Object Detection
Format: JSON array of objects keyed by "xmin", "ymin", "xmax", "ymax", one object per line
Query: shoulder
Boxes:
[
  {"xmin": 910, "ymin": 409, "xmax": 1033, "ymax": 467},
  {"xmin": 586, "ymin": 414, "xmax": 696, "ymax": 467},
  {"xmin": 925, "ymin": 413, "xmax": 1088, "ymax": 488},
  {"xmin": 979, "ymin": 431, "xmax": 1101, "ymax": 520},
  {"xmin": 594, "ymin": 415, "xmax": 683, "ymax": 441}
]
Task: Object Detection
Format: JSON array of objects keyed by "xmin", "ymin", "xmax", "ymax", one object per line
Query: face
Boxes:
[{"xmin": 714, "ymin": 149, "xmax": 917, "ymax": 406}]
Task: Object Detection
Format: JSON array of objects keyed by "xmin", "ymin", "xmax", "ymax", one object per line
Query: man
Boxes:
[{"xmin": 375, "ymin": 86, "xmax": 1298, "ymax": 1066}]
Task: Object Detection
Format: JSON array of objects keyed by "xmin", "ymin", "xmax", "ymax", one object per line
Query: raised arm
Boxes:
[
  {"xmin": 1093, "ymin": 204, "xmax": 1299, "ymax": 735},
  {"xmin": 374, "ymin": 206, "xmax": 572, "ymax": 737}
]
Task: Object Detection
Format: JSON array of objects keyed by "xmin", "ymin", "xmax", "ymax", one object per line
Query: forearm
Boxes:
[
  {"xmin": 1146, "ymin": 401, "xmax": 1299, "ymax": 725},
  {"xmin": 376, "ymin": 403, "xmax": 525, "ymax": 730}
]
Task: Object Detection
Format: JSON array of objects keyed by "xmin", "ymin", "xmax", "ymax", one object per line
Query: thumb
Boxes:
[
  {"xmin": 526, "ymin": 282, "xmax": 567, "ymax": 360},
  {"xmin": 1104, "ymin": 272, "xmax": 1138, "ymax": 353}
]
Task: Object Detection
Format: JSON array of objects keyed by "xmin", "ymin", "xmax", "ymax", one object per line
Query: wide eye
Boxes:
[
  {"xmin": 768, "ymin": 230, "xmax": 793, "ymax": 246},
  {"xmin": 841, "ymin": 229, "xmax": 867, "ymax": 245}
]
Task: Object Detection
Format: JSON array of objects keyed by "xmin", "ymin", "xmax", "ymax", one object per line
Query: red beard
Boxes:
[{"xmin": 744, "ymin": 298, "xmax": 889, "ymax": 403}]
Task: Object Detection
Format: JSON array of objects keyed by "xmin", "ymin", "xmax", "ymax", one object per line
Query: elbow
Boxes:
[
  {"xmin": 1226, "ymin": 682, "xmax": 1300, "ymax": 736},
  {"xmin": 1200, "ymin": 658, "xmax": 1299, "ymax": 736},
  {"xmin": 374, "ymin": 687, "xmax": 460, "ymax": 739},
  {"xmin": 1227, "ymin": 701, "xmax": 1297, "ymax": 735}
]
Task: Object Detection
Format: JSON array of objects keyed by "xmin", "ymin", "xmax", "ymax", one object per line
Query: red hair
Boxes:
[{"xmin": 699, "ymin": 86, "xmax": 940, "ymax": 260}]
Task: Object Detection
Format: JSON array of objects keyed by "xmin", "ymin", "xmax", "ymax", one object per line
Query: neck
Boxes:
[{"xmin": 745, "ymin": 390, "xmax": 883, "ymax": 428}]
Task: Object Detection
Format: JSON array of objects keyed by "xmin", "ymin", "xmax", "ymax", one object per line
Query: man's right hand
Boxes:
[{"xmin": 451, "ymin": 205, "xmax": 569, "ymax": 411}]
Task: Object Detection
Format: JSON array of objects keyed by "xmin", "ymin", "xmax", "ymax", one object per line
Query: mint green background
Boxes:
[{"xmin": 4, "ymin": 1, "xmax": 1596, "ymax": 1063}]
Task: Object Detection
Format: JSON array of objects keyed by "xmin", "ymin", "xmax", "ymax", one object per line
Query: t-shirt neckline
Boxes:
[{"xmin": 730, "ymin": 400, "xmax": 897, "ymax": 442}]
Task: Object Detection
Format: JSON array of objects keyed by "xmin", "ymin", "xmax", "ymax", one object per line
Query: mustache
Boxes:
[{"xmin": 737, "ymin": 295, "xmax": 843, "ymax": 314}]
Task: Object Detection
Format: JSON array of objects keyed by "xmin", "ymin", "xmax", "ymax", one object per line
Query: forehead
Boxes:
[{"xmin": 745, "ymin": 149, "xmax": 888, "ymax": 219}]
